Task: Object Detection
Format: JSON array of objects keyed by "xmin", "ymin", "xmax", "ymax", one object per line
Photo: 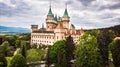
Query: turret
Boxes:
[
  {"xmin": 62, "ymin": 5, "xmax": 70, "ymax": 29},
  {"xmin": 31, "ymin": 25, "xmax": 38, "ymax": 32},
  {"xmin": 46, "ymin": 4, "xmax": 57, "ymax": 31}
]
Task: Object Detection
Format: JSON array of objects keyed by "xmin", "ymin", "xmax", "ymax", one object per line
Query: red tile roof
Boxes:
[{"xmin": 56, "ymin": 22, "xmax": 63, "ymax": 28}]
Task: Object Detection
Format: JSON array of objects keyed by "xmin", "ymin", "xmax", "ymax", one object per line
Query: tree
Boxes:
[
  {"xmin": 0, "ymin": 41, "xmax": 15, "ymax": 56},
  {"xmin": 65, "ymin": 35, "xmax": 75, "ymax": 66},
  {"xmin": 0, "ymin": 54, "xmax": 7, "ymax": 67},
  {"xmin": 87, "ymin": 29, "xmax": 100, "ymax": 37},
  {"xmin": 75, "ymin": 33, "xmax": 101, "ymax": 67},
  {"xmin": 57, "ymin": 48, "xmax": 67, "ymax": 67},
  {"xmin": 20, "ymin": 40, "xmax": 26, "ymax": 58},
  {"xmin": 9, "ymin": 54, "xmax": 26, "ymax": 67},
  {"xmin": 18, "ymin": 33, "xmax": 31, "ymax": 41},
  {"xmin": 15, "ymin": 40, "xmax": 21, "ymax": 48},
  {"xmin": 26, "ymin": 49, "xmax": 44, "ymax": 62},
  {"xmin": 4, "ymin": 35, "xmax": 16, "ymax": 46},
  {"xmin": 109, "ymin": 40, "xmax": 120, "ymax": 67},
  {"xmin": 6, "ymin": 46, "xmax": 14, "ymax": 56},
  {"xmin": 0, "ymin": 41, "xmax": 9, "ymax": 55},
  {"xmin": 31, "ymin": 44, "xmax": 37, "ymax": 49},
  {"xmin": 97, "ymin": 30, "xmax": 115, "ymax": 66},
  {"xmin": 49, "ymin": 40, "xmax": 67, "ymax": 67}
]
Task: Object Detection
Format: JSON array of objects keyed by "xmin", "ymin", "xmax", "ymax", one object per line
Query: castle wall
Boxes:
[
  {"xmin": 31, "ymin": 32, "xmax": 81, "ymax": 46},
  {"xmin": 71, "ymin": 34, "xmax": 80, "ymax": 45},
  {"xmin": 31, "ymin": 33, "xmax": 55, "ymax": 45}
]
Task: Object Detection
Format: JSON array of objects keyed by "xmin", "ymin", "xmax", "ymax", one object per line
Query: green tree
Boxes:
[
  {"xmin": 18, "ymin": 33, "xmax": 31, "ymax": 41},
  {"xmin": 0, "ymin": 41, "xmax": 14, "ymax": 56},
  {"xmin": 31, "ymin": 44, "xmax": 37, "ymax": 49},
  {"xmin": 97, "ymin": 30, "xmax": 115, "ymax": 66},
  {"xmin": 15, "ymin": 40, "xmax": 21, "ymax": 48},
  {"xmin": 9, "ymin": 54, "xmax": 26, "ymax": 67},
  {"xmin": 0, "ymin": 41, "xmax": 9, "ymax": 56},
  {"xmin": 57, "ymin": 48, "xmax": 67, "ymax": 67},
  {"xmin": 49, "ymin": 40, "xmax": 67, "ymax": 67},
  {"xmin": 0, "ymin": 54, "xmax": 7, "ymax": 67},
  {"xmin": 75, "ymin": 33, "xmax": 101, "ymax": 67},
  {"xmin": 6, "ymin": 46, "xmax": 14, "ymax": 56},
  {"xmin": 87, "ymin": 29, "xmax": 100, "ymax": 37},
  {"xmin": 20, "ymin": 41, "xmax": 26, "ymax": 58},
  {"xmin": 26, "ymin": 49, "xmax": 44, "ymax": 62},
  {"xmin": 5, "ymin": 35, "xmax": 16, "ymax": 46},
  {"xmin": 109, "ymin": 40, "xmax": 120, "ymax": 67},
  {"xmin": 65, "ymin": 35, "xmax": 75, "ymax": 66}
]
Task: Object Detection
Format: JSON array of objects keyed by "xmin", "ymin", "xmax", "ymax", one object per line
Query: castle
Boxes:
[{"xmin": 31, "ymin": 5, "xmax": 84, "ymax": 45}]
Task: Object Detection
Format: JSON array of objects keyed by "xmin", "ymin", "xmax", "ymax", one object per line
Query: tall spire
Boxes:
[
  {"xmin": 54, "ymin": 14, "xmax": 57, "ymax": 21},
  {"xmin": 42, "ymin": 23, "xmax": 44, "ymax": 28},
  {"xmin": 49, "ymin": 0, "xmax": 51, "ymax": 8},
  {"xmin": 47, "ymin": 0, "xmax": 53, "ymax": 16},
  {"xmin": 63, "ymin": 3, "xmax": 69, "ymax": 18},
  {"xmin": 65, "ymin": 3, "xmax": 67, "ymax": 9}
]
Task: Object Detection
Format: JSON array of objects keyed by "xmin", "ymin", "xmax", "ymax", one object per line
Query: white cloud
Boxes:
[{"xmin": 0, "ymin": 0, "xmax": 120, "ymax": 29}]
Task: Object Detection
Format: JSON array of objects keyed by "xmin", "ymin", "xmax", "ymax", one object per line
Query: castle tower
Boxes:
[
  {"xmin": 46, "ymin": 2, "xmax": 57, "ymax": 31},
  {"xmin": 31, "ymin": 25, "xmax": 38, "ymax": 32},
  {"xmin": 62, "ymin": 4, "xmax": 70, "ymax": 29},
  {"xmin": 54, "ymin": 21, "xmax": 65, "ymax": 41}
]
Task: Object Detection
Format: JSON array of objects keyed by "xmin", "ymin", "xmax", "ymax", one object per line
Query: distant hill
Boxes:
[
  {"xmin": 86, "ymin": 25, "xmax": 120, "ymax": 36},
  {"xmin": 0, "ymin": 26, "xmax": 30, "ymax": 33},
  {"xmin": 100, "ymin": 25, "xmax": 120, "ymax": 36}
]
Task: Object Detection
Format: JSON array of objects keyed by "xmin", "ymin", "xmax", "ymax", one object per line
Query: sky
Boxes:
[{"xmin": 0, "ymin": 0, "xmax": 120, "ymax": 29}]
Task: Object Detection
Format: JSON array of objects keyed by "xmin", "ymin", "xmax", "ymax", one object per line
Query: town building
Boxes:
[{"xmin": 31, "ymin": 5, "xmax": 84, "ymax": 45}]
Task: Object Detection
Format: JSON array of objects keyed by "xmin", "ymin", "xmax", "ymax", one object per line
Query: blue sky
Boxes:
[{"xmin": 0, "ymin": 0, "xmax": 120, "ymax": 29}]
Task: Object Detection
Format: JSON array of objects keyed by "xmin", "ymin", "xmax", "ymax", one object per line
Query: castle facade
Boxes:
[{"xmin": 31, "ymin": 5, "xmax": 84, "ymax": 45}]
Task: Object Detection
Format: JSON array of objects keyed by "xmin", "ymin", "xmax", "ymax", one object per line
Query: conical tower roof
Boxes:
[
  {"xmin": 54, "ymin": 15, "xmax": 57, "ymax": 21},
  {"xmin": 57, "ymin": 17, "xmax": 62, "ymax": 22},
  {"xmin": 47, "ymin": 5, "xmax": 54, "ymax": 16},
  {"xmin": 63, "ymin": 4, "xmax": 69, "ymax": 18},
  {"xmin": 63, "ymin": 8, "xmax": 69, "ymax": 17}
]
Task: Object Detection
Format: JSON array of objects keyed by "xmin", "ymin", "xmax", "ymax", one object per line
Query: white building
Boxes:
[{"xmin": 31, "ymin": 5, "xmax": 84, "ymax": 45}]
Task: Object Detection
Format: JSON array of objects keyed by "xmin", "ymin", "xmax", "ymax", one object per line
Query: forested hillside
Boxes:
[{"xmin": 100, "ymin": 25, "xmax": 120, "ymax": 36}]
